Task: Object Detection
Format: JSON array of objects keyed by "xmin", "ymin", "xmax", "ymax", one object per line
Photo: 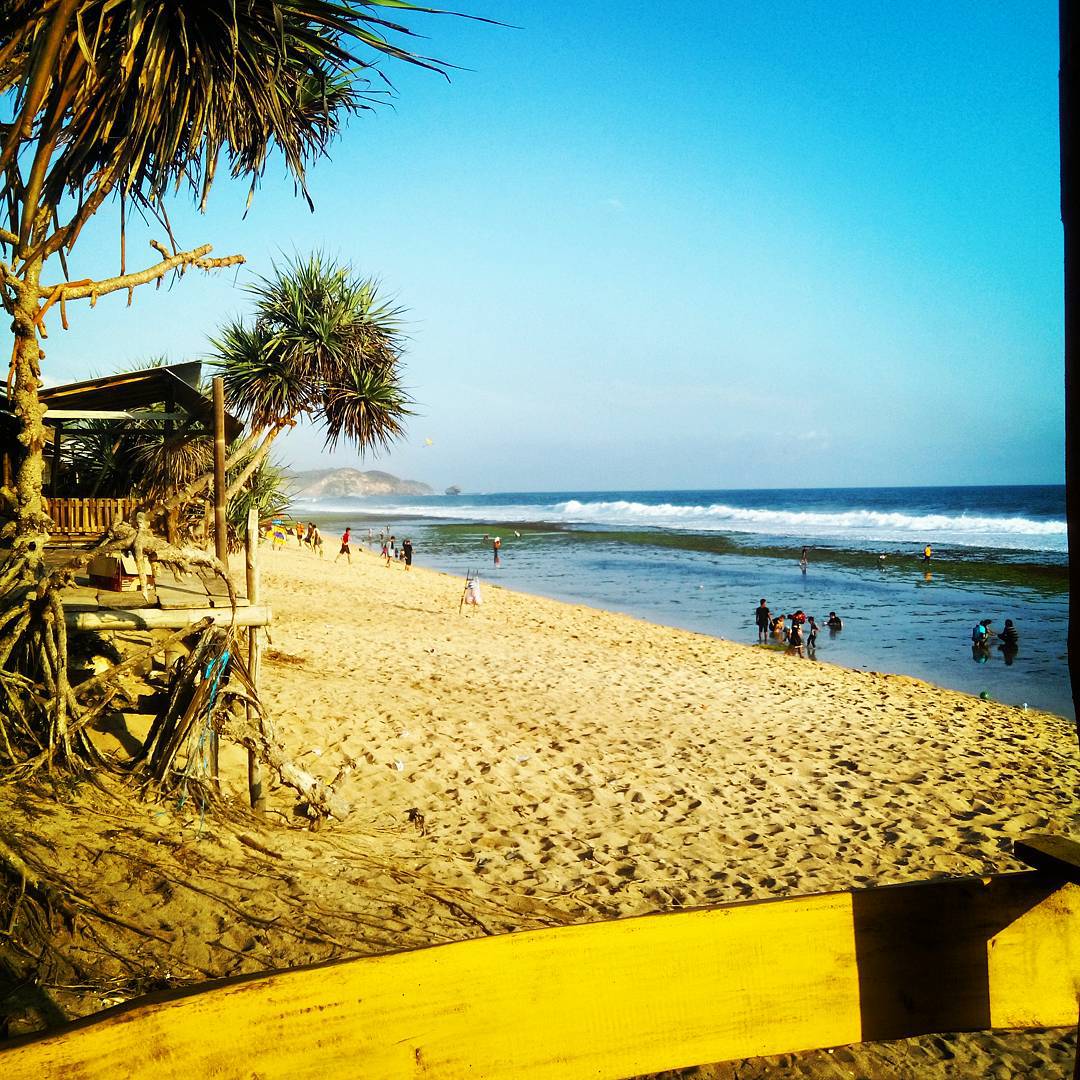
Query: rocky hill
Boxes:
[{"xmin": 288, "ymin": 468, "xmax": 432, "ymax": 498}]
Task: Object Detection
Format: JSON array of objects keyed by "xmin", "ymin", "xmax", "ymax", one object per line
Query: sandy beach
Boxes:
[
  {"xmin": 248, "ymin": 542, "xmax": 1076, "ymax": 1075},
  {"xmin": 2, "ymin": 541, "xmax": 1076, "ymax": 1077},
  {"xmin": 258, "ymin": 545, "xmax": 1075, "ymax": 900}
]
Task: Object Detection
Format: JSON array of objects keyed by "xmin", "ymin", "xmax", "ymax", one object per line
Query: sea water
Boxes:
[{"xmin": 296, "ymin": 486, "xmax": 1072, "ymax": 719}]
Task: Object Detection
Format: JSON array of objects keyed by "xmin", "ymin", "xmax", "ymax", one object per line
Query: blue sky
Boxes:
[{"xmin": 40, "ymin": 2, "xmax": 1063, "ymax": 492}]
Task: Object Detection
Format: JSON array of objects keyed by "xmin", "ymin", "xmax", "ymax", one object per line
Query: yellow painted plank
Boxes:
[{"xmin": 2, "ymin": 874, "xmax": 1076, "ymax": 1080}]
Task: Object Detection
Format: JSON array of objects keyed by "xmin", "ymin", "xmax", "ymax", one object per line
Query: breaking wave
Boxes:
[{"xmin": 295, "ymin": 494, "xmax": 1066, "ymax": 553}]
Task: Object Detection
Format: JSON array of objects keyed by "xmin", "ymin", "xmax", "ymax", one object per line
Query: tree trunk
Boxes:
[
  {"xmin": 224, "ymin": 424, "xmax": 283, "ymax": 503},
  {"xmin": 6, "ymin": 245, "xmax": 51, "ymax": 584}
]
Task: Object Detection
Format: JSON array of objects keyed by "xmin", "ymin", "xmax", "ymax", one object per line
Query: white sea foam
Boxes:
[
  {"xmin": 553, "ymin": 500, "xmax": 1066, "ymax": 550},
  {"xmin": 294, "ymin": 496, "xmax": 1067, "ymax": 552}
]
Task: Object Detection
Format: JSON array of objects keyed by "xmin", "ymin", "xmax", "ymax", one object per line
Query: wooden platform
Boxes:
[{"xmin": 49, "ymin": 552, "xmax": 272, "ymax": 630}]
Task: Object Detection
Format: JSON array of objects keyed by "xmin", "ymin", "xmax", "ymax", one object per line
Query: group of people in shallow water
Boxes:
[
  {"xmin": 971, "ymin": 617, "xmax": 1020, "ymax": 664},
  {"xmin": 754, "ymin": 599, "xmax": 842, "ymax": 658},
  {"xmin": 754, "ymin": 595, "xmax": 1022, "ymax": 666}
]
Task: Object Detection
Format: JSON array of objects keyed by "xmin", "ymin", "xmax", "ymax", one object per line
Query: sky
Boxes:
[{"xmin": 39, "ymin": 2, "xmax": 1063, "ymax": 493}]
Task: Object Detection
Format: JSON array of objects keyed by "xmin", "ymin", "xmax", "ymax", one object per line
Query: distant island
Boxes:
[
  {"xmin": 288, "ymin": 468, "xmax": 433, "ymax": 498},
  {"xmin": 445, "ymin": 485, "xmax": 462, "ymax": 496}
]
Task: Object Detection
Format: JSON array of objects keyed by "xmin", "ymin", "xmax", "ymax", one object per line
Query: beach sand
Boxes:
[
  {"xmin": 2, "ymin": 542, "xmax": 1076, "ymax": 1076},
  {"xmin": 250, "ymin": 543, "xmax": 1076, "ymax": 1075}
]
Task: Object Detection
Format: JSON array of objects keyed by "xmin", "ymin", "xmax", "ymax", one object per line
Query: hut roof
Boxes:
[{"xmin": 33, "ymin": 362, "xmax": 243, "ymax": 442}]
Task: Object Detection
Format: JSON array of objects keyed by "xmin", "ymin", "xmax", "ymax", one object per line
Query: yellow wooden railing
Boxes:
[
  {"xmin": 44, "ymin": 497, "xmax": 137, "ymax": 539},
  {"xmin": 1, "ymin": 867, "xmax": 1077, "ymax": 1079}
]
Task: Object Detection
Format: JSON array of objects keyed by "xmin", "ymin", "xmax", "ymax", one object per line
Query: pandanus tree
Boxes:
[
  {"xmin": 212, "ymin": 253, "xmax": 413, "ymax": 498},
  {"xmin": 0, "ymin": 1, "xmax": 460, "ymax": 770}
]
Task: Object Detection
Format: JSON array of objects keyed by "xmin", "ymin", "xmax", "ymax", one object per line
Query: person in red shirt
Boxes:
[{"xmin": 335, "ymin": 527, "xmax": 352, "ymax": 564}]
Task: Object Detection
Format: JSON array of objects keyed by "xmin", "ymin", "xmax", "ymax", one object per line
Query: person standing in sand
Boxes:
[
  {"xmin": 335, "ymin": 527, "xmax": 352, "ymax": 564},
  {"xmin": 402, "ymin": 538, "xmax": 413, "ymax": 570},
  {"xmin": 755, "ymin": 599, "xmax": 771, "ymax": 643}
]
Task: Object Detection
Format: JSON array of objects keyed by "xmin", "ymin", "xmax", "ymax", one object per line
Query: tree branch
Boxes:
[
  {"xmin": 0, "ymin": 261, "xmax": 23, "ymax": 296},
  {"xmin": 37, "ymin": 242, "xmax": 245, "ymax": 302},
  {"xmin": 0, "ymin": 227, "xmax": 18, "ymax": 247}
]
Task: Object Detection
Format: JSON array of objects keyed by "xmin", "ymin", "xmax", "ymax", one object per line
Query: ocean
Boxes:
[{"xmin": 292, "ymin": 485, "xmax": 1072, "ymax": 719}]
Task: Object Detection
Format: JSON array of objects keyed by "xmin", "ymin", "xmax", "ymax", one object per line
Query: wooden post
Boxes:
[
  {"xmin": 211, "ymin": 377, "xmax": 228, "ymax": 791},
  {"xmin": 245, "ymin": 507, "xmax": 265, "ymax": 814},
  {"xmin": 1058, "ymin": 1, "xmax": 1080, "ymax": 1060},
  {"xmin": 163, "ymin": 395, "xmax": 177, "ymax": 544},
  {"xmin": 212, "ymin": 377, "xmax": 228, "ymax": 564},
  {"xmin": 49, "ymin": 421, "xmax": 62, "ymax": 496}
]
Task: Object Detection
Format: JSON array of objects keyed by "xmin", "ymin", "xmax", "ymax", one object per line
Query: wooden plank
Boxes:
[
  {"xmin": 198, "ymin": 569, "xmax": 245, "ymax": 606},
  {"xmin": 64, "ymin": 605, "xmax": 272, "ymax": 631},
  {"xmin": 151, "ymin": 565, "xmax": 212, "ymax": 609},
  {"xmin": 94, "ymin": 590, "xmax": 157, "ymax": 609},
  {"xmin": 1, "ymin": 873, "xmax": 1075, "ymax": 1080},
  {"xmin": 1015, "ymin": 835, "xmax": 1080, "ymax": 885},
  {"xmin": 58, "ymin": 585, "xmax": 100, "ymax": 609}
]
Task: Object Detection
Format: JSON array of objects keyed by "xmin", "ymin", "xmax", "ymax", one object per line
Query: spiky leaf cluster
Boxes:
[{"xmin": 212, "ymin": 251, "xmax": 413, "ymax": 452}]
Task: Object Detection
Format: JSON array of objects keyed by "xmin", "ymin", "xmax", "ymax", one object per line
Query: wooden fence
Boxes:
[
  {"xmin": 1, "ymin": 869, "xmax": 1076, "ymax": 1079},
  {"xmin": 44, "ymin": 497, "xmax": 137, "ymax": 539}
]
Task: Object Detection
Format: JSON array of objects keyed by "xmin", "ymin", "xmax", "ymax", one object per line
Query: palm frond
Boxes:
[
  {"xmin": 0, "ymin": 0, "xmax": 467, "ymax": 222},
  {"xmin": 130, "ymin": 432, "xmax": 213, "ymax": 499},
  {"xmin": 321, "ymin": 359, "xmax": 414, "ymax": 451},
  {"xmin": 212, "ymin": 251, "xmax": 413, "ymax": 457}
]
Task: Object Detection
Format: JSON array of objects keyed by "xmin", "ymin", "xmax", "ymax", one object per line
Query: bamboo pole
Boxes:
[
  {"xmin": 62, "ymin": 606, "xmax": 272, "ymax": 631},
  {"xmin": 212, "ymin": 377, "xmax": 228, "ymax": 564},
  {"xmin": 211, "ymin": 377, "xmax": 227, "ymax": 792},
  {"xmin": 164, "ymin": 394, "xmax": 177, "ymax": 545},
  {"xmin": 245, "ymin": 507, "xmax": 265, "ymax": 814},
  {"xmin": 49, "ymin": 421, "xmax": 62, "ymax": 497}
]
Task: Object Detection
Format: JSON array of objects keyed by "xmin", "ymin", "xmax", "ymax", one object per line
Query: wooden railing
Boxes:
[{"xmin": 44, "ymin": 497, "xmax": 137, "ymax": 539}]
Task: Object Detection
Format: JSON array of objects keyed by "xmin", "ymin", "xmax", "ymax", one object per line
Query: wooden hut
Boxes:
[{"xmin": 0, "ymin": 361, "xmax": 242, "ymax": 540}]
